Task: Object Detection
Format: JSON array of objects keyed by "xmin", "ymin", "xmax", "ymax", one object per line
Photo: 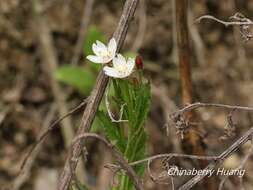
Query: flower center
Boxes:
[
  {"xmin": 116, "ymin": 64, "xmax": 127, "ymax": 73},
  {"xmin": 98, "ymin": 51, "xmax": 109, "ymax": 57}
]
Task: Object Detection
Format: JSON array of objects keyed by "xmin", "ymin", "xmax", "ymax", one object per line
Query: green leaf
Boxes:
[
  {"xmin": 118, "ymin": 81, "xmax": 151, "ymax": 190},
  {"xmin": 134, "ymin": 82, "xmax": 151, "ymax": 129},
  {"xmin": 55, "ymin": 65, "xmax": 96, "ymax": 95},
  {"xmin": 97, "ymin": 111, "xmax": 126, "ymax": 152},
  {"xmin": 90, "ymin": 116, "xmax": 102, "ymax": 133}
]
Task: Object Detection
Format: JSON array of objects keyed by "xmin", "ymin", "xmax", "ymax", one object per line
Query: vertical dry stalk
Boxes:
[
  {"xmin": 176, "ymin": 0, "xmax": 193, "ymax": 106},
  {"xmin": 57, "ymin": 1, "xmax": 140, "ymax": 190},
  {"xmin": 175, "ymin": 1, "xmax": 217, "ymax": 189}
]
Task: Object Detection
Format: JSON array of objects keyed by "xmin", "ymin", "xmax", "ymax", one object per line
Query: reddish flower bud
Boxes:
[{"xmin": 135, "ymin": 55, "xmax": 143, "ymax": 70}]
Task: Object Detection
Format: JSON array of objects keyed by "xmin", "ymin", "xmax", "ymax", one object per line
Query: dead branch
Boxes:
[
  {"xmin": 218, "ymin": 142, "xmax": 253, "ymax": 190},
  {"xmin": 72, "ymin": 133, "xmax": 144, "ymax": 190},
  {"xmin": 179, "ymin": 127, "xmax": 253, "ymax": 190},
  {"xmin": 174, "ymin": 102, "xmax": 253, "ymax": 115},
  {"xmin": 58, "ymin": 1, "xmax": 140, "ymax": 190},
  {"xmin": 170, "ymin": 102, "xmax": 253, "ymax": 139},
  {"xmin": 196, "ymin": 13, "xmax": 253, "ymax": 41},
  {"xmin": 196, "ymin": 15, "xmax": 253, "ymax": 27},
  {"xmin": 109, "ymin": 153, "xmax": 218, "ymax": 169}
]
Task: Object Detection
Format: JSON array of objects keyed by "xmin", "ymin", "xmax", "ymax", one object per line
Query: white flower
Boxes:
[
  {"xmin": 103, "ymin": 54, "xmax": 135, "ymax": 78},
  {"xmin": 86, "ymin": 38, "xmax": 117, "ymax": 64}
]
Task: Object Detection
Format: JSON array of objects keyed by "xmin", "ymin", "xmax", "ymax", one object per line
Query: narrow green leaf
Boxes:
[
  {"xmin": 119, "ymin": 82, "xmax": 151, "ymax": 190},
  {"xmin": 90, "ymin": 116, "xmax": 102, "ymax": 133}
]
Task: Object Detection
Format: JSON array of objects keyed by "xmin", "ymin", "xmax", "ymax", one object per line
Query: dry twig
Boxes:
[
  {"xmin": 179, "ymin": 127, "xmax": 253, "ymax": 190},
  {"xmin": 196, "ymin": 13, "xmax": 253, "ymax": 41},
  {"xmin": 170, "ymin": 102, "xmax": 253, "ymax": 139},
  {"xmin": 196, "ymin": 14, "xmax": 253, "ymax": 27},
  {"xmin": 218, "ymin": 142, "xmax": 253, "ymax": 190},
  {"xmin": 174, "ymin": 102, "xmax": 253, "ymax": 115}
]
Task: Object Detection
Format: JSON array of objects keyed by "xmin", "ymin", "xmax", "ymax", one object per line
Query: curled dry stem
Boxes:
[
  {"xmin": 72, "ymin": 133, "xmax": 144, "ymax": 190},
  {"xmin": 105, "ymin": 81, "xmax": 128, "ymax": 123}
]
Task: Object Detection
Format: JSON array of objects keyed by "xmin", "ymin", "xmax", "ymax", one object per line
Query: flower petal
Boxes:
[
  {"xmin": 103, "ymin": 66, "xmax": 122, "ymax": 78},
  {"xmin": 86, "ymin": 55, "xmax": 103, "ymax": 63},
  {"xmin": 117, "ymin": 54, "xmax": 126, "ymax": 64},
  {"xmin": 96, "ymin": 40, "xmax": 107, "ymax": 52},
  {"xmin": 108, "ymin": 38, "xmax": 117, "ymax": 57},
  {"xmin": 92, "ymin": 43, "xmax": 102, "ymax": 56},
  {"xmin": 113, "ymin": 54, "xmax": 126, "ymax": 68},
  {"xmin": 126, "ymin": 58, "xmax": 135, "ymax": 73}
]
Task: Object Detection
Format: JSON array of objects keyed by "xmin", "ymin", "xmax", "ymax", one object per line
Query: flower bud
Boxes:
[{"xmin": 135, "ymin": 55, "xmax": 143, "ymax": 70}]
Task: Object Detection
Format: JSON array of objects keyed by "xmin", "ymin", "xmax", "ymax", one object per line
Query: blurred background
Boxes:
[{"xmin": 1, "ymin": 0, "xmax": 253, "ymax": 189}]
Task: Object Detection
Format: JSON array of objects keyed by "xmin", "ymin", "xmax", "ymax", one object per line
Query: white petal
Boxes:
[
  {"xmin": 92, "ymin": 43, "xmax": 102, "ymax": 56},
  {"xmin": 126, "ymin": 58, "xmax": 135, "ymax": 73},
  {"xmin": 86, "ymin": 55, "xmax": 103, "ymax": 63},
  {"xmin": 113, "ymin": 54, "xmax": 126, "ymax": 68},
  {"xmin": 108, "ymin": 38, "xmax": 117, "ymax": 56},
  {"xmin": 96, "ymin": 40, "xmax": 107, "ymax": 52},
  {"xmin": 103, "ymin": 66, "xmax": 121, "ymax": 78},
  {"xmin": 117, "ymin": 54, "xmax": 126, "ymax": 64}
]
